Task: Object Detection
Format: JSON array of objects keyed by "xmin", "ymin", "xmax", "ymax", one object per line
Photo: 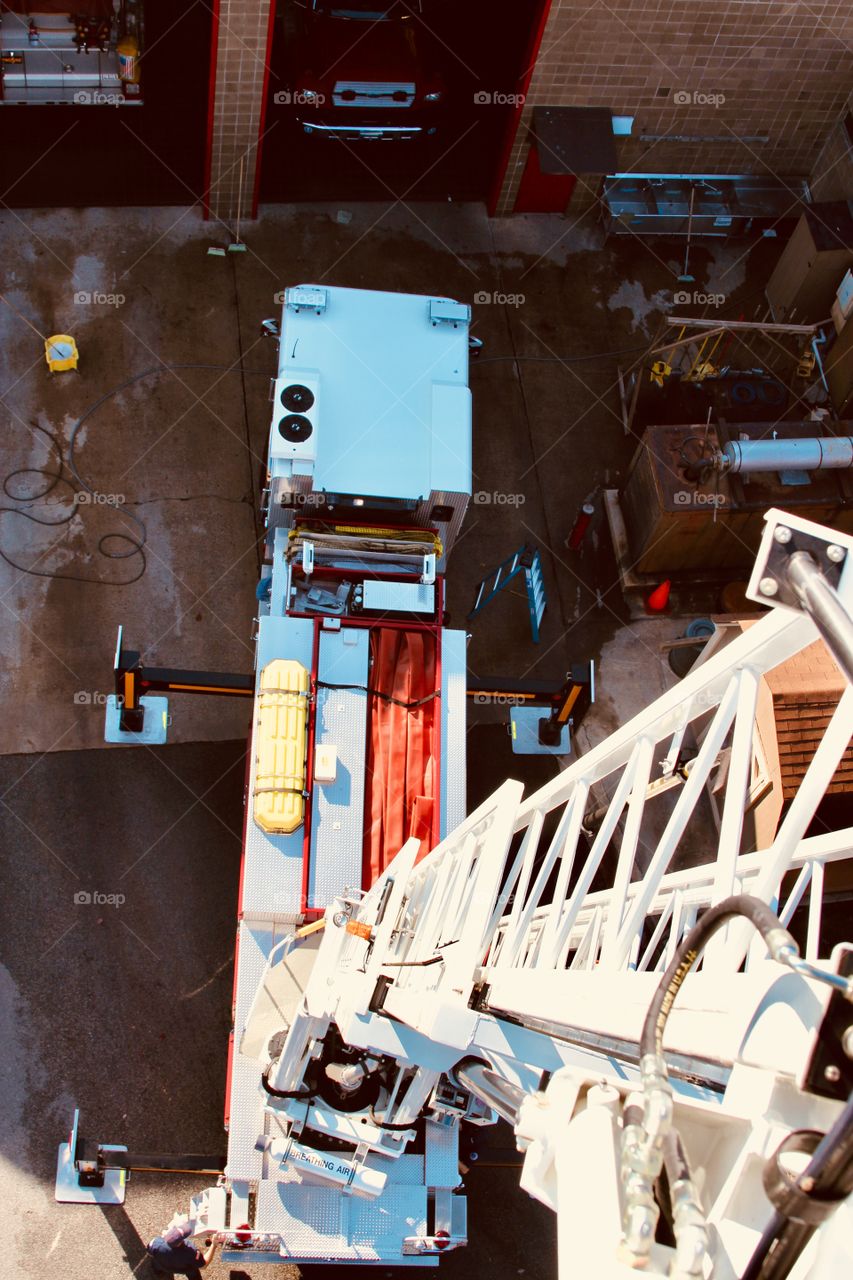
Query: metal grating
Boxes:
[
  {"xmin": 424, "ymin": 1119, "xmax": 461, "ymax": 1189},
  {"xmin": 413, "ymin": 490, "xmax": 469, "ymax": 567},
  {"xmin": 227, "ymin": 921, "xmax": 276, "ymax": 1181},
  {"xmin": 270, "ymin": 528, "xmax": 290, "ymax": 616},
  {"xmin": 440, "ymin": 629, "xmax": 467, "ymax": 837},
  {"xmin": 371, "ymin": 1153, "xmax": 426, "ymax": 1186},
  {"xmin": 240, "ymin": 615, "xmax": 314, "ymax": 921},
  {"xmin": 258, "ymin": 1180, "xmax": 427, "ymax": 1259},
  {"xmin": 350, "ymin": 1186, "xmax": 427, "ymax": 1246},
  {"xmin": 308, "ymin": 628, "xmax": 368, "ymax": 908},
  {"xmin": 234, "ymin": 923, "xmax": 275, "ymax": 1026},
  {"xmin": 226, "ymin": 1055, "xmax": 266, "ymax": 1182}
]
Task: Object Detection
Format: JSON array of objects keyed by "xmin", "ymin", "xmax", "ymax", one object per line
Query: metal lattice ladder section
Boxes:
[
  {"xmin": 320, "ymin": 512, "xmax": 853, "ymax": 1056},
  {"xmin": 257, "ymin": 511, "xmax": 853, "ymax": 1278},
  {"xmin": 468, "ymin": 544, "xmax": 547, "ymax": 643}
]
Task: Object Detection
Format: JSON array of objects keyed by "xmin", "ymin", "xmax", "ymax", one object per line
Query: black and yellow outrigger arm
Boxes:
[
  {"xmin": 113, "ymin": 624, "xmax": 594, "ymax": 750},
  {"xmin": 113, "ymin": 625, "xmax": 253, "ymax": 734},
  {"xmin": 466, "ymin": 660, "xmax": 595, "ymax": 747}
]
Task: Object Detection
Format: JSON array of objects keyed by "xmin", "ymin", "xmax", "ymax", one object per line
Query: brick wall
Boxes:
[
  {"xmin": 496, "ymin": 0, "xmax": 853, "ymax": 214},
  {"xmin": 810, "ymin": 90, "xmax": 853, "ymax": 201},
  {"xmin": 207, "ymin": 0, "xmax": 274, "ymax": 224}
]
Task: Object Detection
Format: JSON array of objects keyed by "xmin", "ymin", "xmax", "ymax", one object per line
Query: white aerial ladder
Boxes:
[{"xmin": 192, "ymin": 506, "xmax": 853, "ymax": 1278}]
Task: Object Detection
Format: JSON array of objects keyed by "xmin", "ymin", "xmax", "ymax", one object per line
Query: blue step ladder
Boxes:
[{"xmin": 468, "ymin": 543, "xmax": 547, "ymax": 643}]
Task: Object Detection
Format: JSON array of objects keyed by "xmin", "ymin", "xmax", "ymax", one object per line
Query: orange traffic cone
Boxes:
[{"xmin": 645, "ymin": 579, "xmax": 671, "ymax": 614}]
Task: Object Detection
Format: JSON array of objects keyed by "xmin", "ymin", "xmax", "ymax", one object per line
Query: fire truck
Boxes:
[{"xmin": 57, "ymin": 287, "xmax": 853, "ymax": 1278}]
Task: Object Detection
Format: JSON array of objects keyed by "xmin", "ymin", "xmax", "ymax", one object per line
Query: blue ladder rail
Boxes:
[
  {"xmin": 525, "ymin": 548, "xmax": 547, "ymax": 644},
  {"xmin": 468, "ymin": 544, "xmax": 547, "ymax": 643}
]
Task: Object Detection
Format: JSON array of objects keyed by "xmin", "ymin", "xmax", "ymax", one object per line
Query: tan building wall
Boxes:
[{"xmin": 497, "ymin": 0, "xmax": 853, "ymax": 214}]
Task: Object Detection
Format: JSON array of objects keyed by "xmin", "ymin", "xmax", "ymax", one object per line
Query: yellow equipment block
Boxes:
[
  {"xmin": 253, "ymin": 659, "xmax": 310, "ymax": 835},
  {"xmin": 45, "ymin": 334, "xmax": 79, "ymax": 373}
]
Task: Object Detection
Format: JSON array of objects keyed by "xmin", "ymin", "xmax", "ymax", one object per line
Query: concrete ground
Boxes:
[
  {"xmin": 0, "ymin": 199, "xmax": 776, "ymax": 1278},
  {"xmin": 0, "ymin": 201, "xmax": 771, "ymax": 754},
  {"xmin": 0, "ymin": 738, "xmax": 559, "ymax": 1280}
]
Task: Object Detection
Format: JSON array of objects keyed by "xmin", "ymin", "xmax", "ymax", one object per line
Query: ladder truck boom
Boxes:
[{"xmin": 204, "ymin": 508, "xmax": 853, "ymax": 1276}]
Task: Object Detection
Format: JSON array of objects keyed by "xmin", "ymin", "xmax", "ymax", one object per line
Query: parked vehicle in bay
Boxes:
[{"xmin": 291, "ymin": 0, "xmax": 445, "ymax": 140}]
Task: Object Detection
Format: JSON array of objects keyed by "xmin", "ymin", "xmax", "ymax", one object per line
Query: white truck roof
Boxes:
[{"xmin": 270, "ymin": 284, "xmax": 472, "ymax": 501}]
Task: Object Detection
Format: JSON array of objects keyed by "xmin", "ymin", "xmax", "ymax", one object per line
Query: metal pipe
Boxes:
[
  {"xmin": 785, "ymin": 551, "xmax": 853, "ymax": 687},
  {"xmin": 812, "ymin": 332, "xmax": 830, "ymax": 393},
  {"xmin": 721, "ymin": 437, "xmax": 853, "ymax": 474},
  {"xmin": 453, "ymin": 1058, "xmax": 526, "ymax": 1126},
  {"xmin": 325, "ymin": 1062, "xmax": 369, "ymax": 1093}
]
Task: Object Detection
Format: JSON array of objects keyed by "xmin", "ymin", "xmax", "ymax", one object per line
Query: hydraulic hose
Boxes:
[
  {"xmin": 260, "ymin": 1067, "xmax": 314, "ymax": 1101},
  {"xmin": 662, "ymin": 1130, "xmax": 708, "ymax": 1279},
  {"xmin": 621, "ymin": 896, "xmax": 798, "ymax": 1271},
  {"xmin": 640, "ymin": 894, "xmax": 794, "ymax": 1061},
  {"xmin": 663, "ymin": 1129, "xmax": 692, "ymax": 1186},
  {"xmin": 368, "ymin": 1105, "xmax": 418, "ymax": 1132},
  {"xmin": 634, "ymin": 894, "xmax": 853, "ymax": 1280},
  {"xmin": 740, "ymin": 1090, "xmax": 853, "ymax": 1280}
]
